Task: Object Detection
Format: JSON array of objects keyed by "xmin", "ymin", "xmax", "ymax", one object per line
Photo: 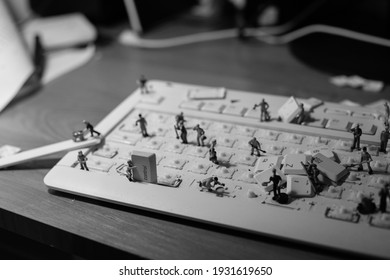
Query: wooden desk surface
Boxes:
[{"xmin": 0, "ymin": 26, "xmax": 388, "ymax": 259}]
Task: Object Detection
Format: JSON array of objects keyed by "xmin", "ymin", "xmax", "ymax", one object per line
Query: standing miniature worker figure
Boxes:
[
  {"xmin": 310, "ymin": 164, "xmax": 320, "ymax": 188},
  {"xmin": 125, "ymin": 160, "xmax": 136, "ymax": 182},
  {"xmin": 209, "ymin": 139, "xmax": 219, "ymax": 164},
  {"xmin": 135, "ymin": 114, "xmax": 149, "ymax": 137},
  {"xmin": 265, "ymin": 168, "xmax": 282, "ymax": 200},
  {"xmin": 379, "ymin": 183, "xmax": 390, "ymax": 213},
  {"xmin": 296, "ymin": 103, "xmax": 305, "ymax": 124},
  {"xmin": 248, "ymin": 137, "xmax": 265, "ymax": 157},
  {"xmin": 175, "ymin": 112, "xmax": 186, "ymax": 127},
  {"xmin": 83, "ymin": 120, "xmax": 101, "ymax": 137},
  {"xmin": 77, "ymin": 151, "xmax": 89, "ymax": 171},
  {"xmin": 137, "ymin": 75, "xmax": 148, "ymax": 94},
  {"xmin": 379, "ymin": 126, "xmax": 390, "ymax": 153},
  {"xmin": 193, "ymin": 124, "xmax": 206, "ymax": 146},
  {"xmin": 199, "ymin": 176, "xmax": 225, "ymax": 192},
  {"xmin": 175, "ymin": 120, "xmax": 188, "ymax": 144},
  {"xmin": 253, "ymin": 98, "xmax": 270, "ymax": 122},
  {"xmin": 358, "ymin": 147, "xmax": 373, "ymax": 175},
  {"xmin": 350, "ymin": 123, "xmax": 362, "ymax": 152}
]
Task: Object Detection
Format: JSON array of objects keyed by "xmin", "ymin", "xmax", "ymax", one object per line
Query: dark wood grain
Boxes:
[{"xmin": 0, "ymin": 22, "xmax": 387, "ymax": 259}]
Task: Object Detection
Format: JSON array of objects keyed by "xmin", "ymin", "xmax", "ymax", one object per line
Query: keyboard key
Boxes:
[
  {"xmin": 286, "ymin": 175, "xmax": 314, "ymax": 197},
  {"xmin": 222, "ymin": 105, "xmax": 247, "ymax": 116},
  {"xmin": 185, "ymin": 146, "xmax": 209, "ymax": 158},
  {"xmin": 161, "ymin": 157, "xmax": 187, "ymax": 170},
  {"xmin": 370, "ymin": 214, "xmax": 390, "ymax": 229},
  {"xmin": 186, "ymin": 161, "xmax": 211, "ymax": 174},
  {"xmin": 321, "ymin": 185, "xmax": 343, "ymax": 199},
  {"xmin": 312, "ymin": 153, "xmax": 348, "ymax": 182},
  {"xmin": 305, "ymin": 146, "xmax": 335, "ymax": 160},
  {"xmin": 179, "ymin": 101, "xmax": 204, "ymax": 110},
  {"xmin": 93, "ymin": 145, "xmax": 118, "ymax": 158},
  {"xmin": 142, "ymin": 139, "xmax": 164, "ymax": 150},
  {"xmin": 163, "ymin": 142, "xmax": 185, "ymax": 154},
  {"xmin": 201, "ymin": 102, "xmax": 225, "ymax": 113},
  {"xmin": 234, "ymin": 169, "xmax": 257, "ymax": 184},
  {"xmin": 278, "ymin": 96, "xmax": 300, "ymax": 123},
  {"xmin": 232, "ymin": 154, "xmax": 257, "ymax": 166},
  {"xmin": 157, "ymin": 172, "xmax": 182, "ymax": 187},
  {"xmin": 263, "ymin": 144, "xmax": 284, "ymax": 155},
  {"xmin": 254, "ymin": 156, "xmax": 283, "ymax": 172},
  {"xmin": 209, "ymin": 122, "xmax": 233, "ymax": 133},
  {"xmin": 256, "ymin": 130, "xmax": 280, "ymax": 141},
  {"xmin": 217, "ymin": 150, "xmax": 234, "ymax": 162},
  {"xmin": 372, "ymin": 160, "xmax": 388, "ymax": 172},
  {"xmin": 132, "ymin": 151, "xmax": 158, "ymax": 183},
  {"xmin": 213, "ymin": 167, "xmax": 236, "ymax": 179},
  {"xmin": 325, "ymin": 206, "xmax": 359, "ymax": 223},
  {"xmin": 334, "ymin": 140, "xmax": 353, "ymax": 152},
  {"xmin": 231, "ymin": 125, "xmax": 256, "ymax": 137},
  {"xmin": 87, "ymin": 157, "xmax": 114, "ymax": 172},
  {"xmin": 214, "ymin": 136, "xmax": 236, "ymax": 148},
  {"xmin": 325, "ymin": 119, "xmax": 352, "ymax": 131},
  {"xmin": 282, "ymin": 154, "xmax": 311, "ymax": 175},
  {"xmin": 280, "ymin": 133, "xmax": 304, "ymax": 144}
]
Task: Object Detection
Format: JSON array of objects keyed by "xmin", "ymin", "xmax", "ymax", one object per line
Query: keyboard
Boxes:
[{"xmin": 44, "ymin": 80, "xmax": 390, "ymax": 258}]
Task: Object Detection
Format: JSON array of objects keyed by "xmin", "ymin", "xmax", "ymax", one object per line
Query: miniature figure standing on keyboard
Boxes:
[
  {"xmin": 77, "ymin": 151, "xmax": 89, "ymax": 171},
  {"xmin": 295, "ymin": 103, "xmax": 305, "ymax": 124},
  {"xmin": 135, "ymin": 114, "xmax": 149, "ymax": 137},
  {"xmin": 248, "ymin": 137, "xmax": 265, "ymax": 157},
  {"xmin": 175, "ymin": 120, "xmax": 188, "ymax": 144},
  {"xmin": 137, "ymin": 75, "xmax": 148, "ymax": 94},
  {"xmin": 379, "ymin": 126, "xmax": 390, "ymax": 154},
  {"xmin": 209, "ymin": 139, "xmax": 219, "ymax": 164},
  {"xmin": 350, "ymin": 124, "xmax": 362, "ymax": 152},
  {"xmin": 379, "ymin": 183, "xmax": 389, "ymax": 213},
  {"xmin": 253, "ymin": 98, "xmax": 270, "ymax": 122},
  {"xmin": 358, "ymin": 147, "xmax": 373, "ymax": 175},
  {"xmin": 125, "ymin": 160, "xmax": 136, "ymax": 182},
  {"xmin": 175, "ymin": 112, "xmax": 186, "ymax": 127},
  {"xmin": 265, "ymin": 168, "xmax": 282, "ymax": 200},
  {"xmin": 83, "ymin": 120, "xmax": 101, "ymax": 137},
  {"xmin": 193, "ymin": 124, "xmax": 206, "ymax": 146}
]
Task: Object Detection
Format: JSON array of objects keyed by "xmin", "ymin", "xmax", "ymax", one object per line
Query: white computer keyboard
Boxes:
[{"xmin": 44, "ymin": 80, "xmax": 390, "ymax": 258}]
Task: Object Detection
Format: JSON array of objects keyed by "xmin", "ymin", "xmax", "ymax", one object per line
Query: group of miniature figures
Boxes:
[{"xmin": 76, "ymin": 79, "xmax": 390, "ymax": 212}]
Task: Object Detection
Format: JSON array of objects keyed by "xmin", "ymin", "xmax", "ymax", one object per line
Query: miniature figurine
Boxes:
[
  {"xmin": 175, "ymin": 112, "xmax": 186, "ymax": 127},
  {"xmin": 379, "ymin": 126, "xmax": 390, "ymax": 154},
  {"xmin": 83, "ymin": 120, "xmax": 100, "ymax": 137},
  {"xmin": 137, "ymin": 75, "xmax": 148, "ymax": 94},
  {"xmin": 350, "ymin": 123, "xmax": 362, "ymax": 152},
  {"xmin": 193, "ymin": 124, "xmax": 206, "ymax": 146},
  {"xmin": 253, "ymin": 98, "xmax": 270, "ymax": 122},
  {"xmin": 77, "ymin": 151, "xmax": 89, "ymax": 171},
  {"xmin": 135, "ymin": 114, "xmax": 149, "ymax": 137},
  {"xmin": 125, "ymin": 160, "xmax": 136, "ymax": 182},
  {"xmin": 358, "ymin": 147, "xmax": 373, "ymax": 175},
  {"xmin": 265, "ymin": 168, "xmax": 282, "ymax": 200},
  {"xmin": 248, "ymin": 137, "xmax": 265, "ymax": 157},
  {"xmin": 379, "ymin": 183, "xmax": 390, "ymax": 213},
  {"xmin": 175, "ymin": 120, "xmax": 188, "ymax": 144},
  {"xmin": 295, "ymin": 103, "xmax": 305, "ymax": 124},
  {"xmin": 209, "ymin": 140, "xmax": 219, "ymax": 164},
  {"xmin": 198, "ymin": 176, "xmax": 225, "ymax": 192}
]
